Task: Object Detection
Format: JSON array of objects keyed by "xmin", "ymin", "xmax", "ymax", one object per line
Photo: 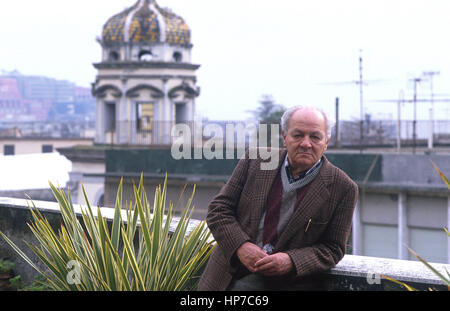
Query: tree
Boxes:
[
  {"xmin": 250, "ymin": 94, "xmax": 286, "ymax": 147},
  {"xmin": 252, "ymin": 94, "xmax": 286, "ymax": 125}
]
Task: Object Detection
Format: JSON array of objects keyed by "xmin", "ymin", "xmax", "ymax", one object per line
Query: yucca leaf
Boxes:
[
  {"xmin": 0, "ymin": 231, "xmax": 47, "ymax": 277},
  {"xmin": 104, "ymin": 230, "xmax": 132, "ymax": 291},
  {"xmin": 133, "ymin": 183, "xmax": 154, "ymax": 273},
  {"xmin": 381, "ymin": 274, "xmax": 418, "ymax": 291},
  {"xmin": 50, "ymin": 183, "xmax": 86, "ymax": 258},
  {"xmin": 406, "ymin": 245, "xmax": 450, "ymax": 286},
  {"xmin": 25, "ymin": 221, "xmax": 72, "ymax": 281},
  {"xmin": 97, "ymin": 212, "xmax": 122, "ymax": 290},
  {"xmin": 430, "ymin": 160, "xmax": 450, "ymax": 190},
  {"xmin": 95, "ymin": 206, "xmax": 112, "ymax": 285},
  {"xmin": 150, "ymin": 180, "xmax": 165, "ymax": 267},
  {"xmin": 1, "ymin": 173, "xmax": 213, "ymax": 291},
  {"xmin": 111, "ymin": 178, "xmax": 123, "ymax": 252},
  {"xmin": 121, "ymin": 226, "xmax": 145, "ymax": 290},
  {"xmin": 79, "ymin": 211, "xmax": 105, "ymax": 282}
]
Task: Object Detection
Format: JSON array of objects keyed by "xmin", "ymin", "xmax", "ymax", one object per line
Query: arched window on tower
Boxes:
[
  {"xmin": 108, "ymin": 51, "xmax": 120, "ymax": 61},
  {"xmin": 139, "ymin": 50, "xmax": 153, "ymax": 62},
  {"xmin": 173, "ymin": 51, "xmax": 182, "ymax": 62}
]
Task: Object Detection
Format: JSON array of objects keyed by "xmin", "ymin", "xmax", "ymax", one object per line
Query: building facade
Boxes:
[
  {"xmin": 60, "ymin": 0, "xmax": 201, "ymax": 207},
  {"xmin": 0, "ymin": 138, "xmax": 93, "ymax": 156},
  {"xmin": 0, "ymin": 72, "xmax": 95, "ymax": 122},
  {"xmin": 92, "ymin": 0, "xmax": 200, "ymax": 146},
  {"xmin": 351, "ymin": 153, "xmax": 450, "ymax": 264}
]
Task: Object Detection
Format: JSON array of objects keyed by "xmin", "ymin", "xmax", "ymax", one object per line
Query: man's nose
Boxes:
[{"xmin": 300, "ymin": 136, "xmax": 312, "ymax": 148}]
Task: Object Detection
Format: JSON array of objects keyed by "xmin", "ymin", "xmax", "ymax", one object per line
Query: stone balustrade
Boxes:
[{"xmin": 0, "ymin": 196, "xmax": 448, "ymax": 290}]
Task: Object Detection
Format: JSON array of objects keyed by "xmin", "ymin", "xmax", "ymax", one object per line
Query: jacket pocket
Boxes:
[
  {"xmin": 302, "ymin": 218, "xmax": 330, "ymax": 246},
  {"xmin": 304, "ymin": 217, "xmax": 329, "ymax": 233}
]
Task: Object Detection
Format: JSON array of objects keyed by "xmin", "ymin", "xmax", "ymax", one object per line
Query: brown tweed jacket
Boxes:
[{"xmin": 197, "ymin": 148, "xmax": 358, "ymax": 291}]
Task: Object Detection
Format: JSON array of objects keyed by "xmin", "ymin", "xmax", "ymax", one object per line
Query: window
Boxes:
[
  {"xmin": 4, "ymin": 145, "xmax": 14, "ymax": 156},
  {"xmin": 137, "ymin": 102, "xmax": 155, "ymax": 131},
  {"xmin": 175, "ymin": 102, "xmax": 188, "ymax": 124},
  {"xmin": 105, "ymin": 102, "xmax": 116, "ymax": 133},
  {"xmin": 139, "ymin": 50, "xmax": 153, "ymax": 62},
  {"xmin": 108, "ymin": 51, "xmax": 119, "ymax": 61},
  {"xmin": 42, "ymin": 144, "xmax": 53, "ymax": 153},
  {"xmin": 173, "ymin": 51, "xmax": 182, "ymax": 62}
]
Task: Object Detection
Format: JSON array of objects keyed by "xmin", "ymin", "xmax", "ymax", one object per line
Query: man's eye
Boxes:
[{"xmin": 311, "ymin": 134, "xmax": 323, "ymax": 141}]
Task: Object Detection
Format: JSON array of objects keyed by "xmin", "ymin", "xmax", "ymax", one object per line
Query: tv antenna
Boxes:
[
  {"xmin": 319, "ymin": 50, "xmax": 389, "ymax": 152},
  {"xmin": 367, "ymin": 73, "xmax": 448, "ymax": 154}
]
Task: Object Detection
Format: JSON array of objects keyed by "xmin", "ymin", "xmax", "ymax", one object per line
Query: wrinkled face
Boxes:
[{"xmin": 282, "ymin": 109, "xmax": 329, "ymax": 175}]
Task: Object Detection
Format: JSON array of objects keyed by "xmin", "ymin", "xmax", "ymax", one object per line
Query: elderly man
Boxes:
[{"xmin": 198, "ymin": 106, "xmax": 358, "ymax": 291}]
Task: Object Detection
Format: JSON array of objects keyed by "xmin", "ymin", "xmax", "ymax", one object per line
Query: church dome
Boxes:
[{"xmin": 102, "ymin": 0, "xmax": 191, "ymax": 46}]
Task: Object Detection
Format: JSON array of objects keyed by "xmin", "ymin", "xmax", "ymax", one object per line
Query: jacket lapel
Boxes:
[
  {"xmin": 275, "ymin": 156, "xmax": 332, "ymax": 249},
  {"xmin": 249, "ymin": 149, "xmax": 287, "ymax": 238}
]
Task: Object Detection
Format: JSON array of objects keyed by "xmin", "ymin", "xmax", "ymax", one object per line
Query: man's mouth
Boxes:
[{"xmin": 297, "ymin": 152, "xmax": 312, "ymax": 156}]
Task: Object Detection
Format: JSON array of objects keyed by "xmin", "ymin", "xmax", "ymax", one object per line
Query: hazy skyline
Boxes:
[{"xmin": 1, "ymin": 0, "xmax": 450, "ymax": 122}]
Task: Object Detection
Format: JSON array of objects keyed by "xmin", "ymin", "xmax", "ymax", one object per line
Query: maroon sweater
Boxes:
[{"xmin": 262, "ymin": 171, "xmax": 311, "ymax": 247}]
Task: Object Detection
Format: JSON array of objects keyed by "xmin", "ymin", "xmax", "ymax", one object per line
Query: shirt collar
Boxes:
[{"xmin": 284, "ymin": 155, "xmax": 322, "ymax": 184}]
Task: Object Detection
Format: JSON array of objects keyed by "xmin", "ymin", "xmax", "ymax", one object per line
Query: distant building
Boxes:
[
  {"xmin": 0, "ymin": 137, "xmax": 93, "ymax": 156},
  {"xmin": 61, "ymin": 0, "xmax": 201, "ymax": 206},
  {"xmin": 0, "ymin": 71, "xmax": 96, "ymax": 122},
  {"xmin": 6, "ymin": 71, "xmax": 75, "ymax": 103},
  {"xmin": 92, "ymin": 0, "xmax": 200, "ymax": 145},
  {"xmin": 0, "ymin": 78, "xmax": 31, "ymax": 121}
]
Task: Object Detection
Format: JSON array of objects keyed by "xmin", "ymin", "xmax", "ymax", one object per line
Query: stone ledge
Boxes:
[
  {"xmin": 1, "ymin": 196, "xmax": 449, "ymax": 290},
  {"xmin": 331, "ymin": 254, "xmax": 448, "ymax": 286},
  {"xmin": 0, "ymin": 196, "xmax": 203, "ymax": 240}
]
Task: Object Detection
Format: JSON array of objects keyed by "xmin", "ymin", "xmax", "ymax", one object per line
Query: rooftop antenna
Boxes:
[
  {"xmin": 358, "ymin": 49, "xmax": 364, "ymax": 153},
  {"xmin": 421, "ymin": 71, "xmax": 440, "ymax": 149},
  {"xmin": 319, "ymin": 50, "xmax": 388, "ymax": 153},
  {"xmin": 367, "ymin": 79, "xmax": 450, "ymax": 154},
  {"xmin": 410, "ymin": 77, "xmax": 424, "ymax": 154}
]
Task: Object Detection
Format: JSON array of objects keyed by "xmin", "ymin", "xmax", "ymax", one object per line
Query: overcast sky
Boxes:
[{"xmin": 1, "ymin": 0, "xmax": 450, "ymax": 122}]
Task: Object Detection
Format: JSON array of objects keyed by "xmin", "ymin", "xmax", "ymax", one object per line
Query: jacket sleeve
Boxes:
[
  {"xmin": 206, "ymin": 155, "xmax": 252, "ymax": 265},
  {"xmin": 285, "ymin": 180, "xmax": 358, "ymax": 278}
]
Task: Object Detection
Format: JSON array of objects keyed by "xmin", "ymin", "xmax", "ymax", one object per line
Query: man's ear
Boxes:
[
  {"xmin": 281, "ymin": 130, "xmax": 287, "ymax": 147},
  {"xmin": 324, "ymin": 137, "xmax": 330, "ymax": 151}
]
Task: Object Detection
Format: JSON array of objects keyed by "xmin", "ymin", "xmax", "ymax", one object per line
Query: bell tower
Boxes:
[{"xmin": 92, "ymin": 0, "xmax": 200, "ymax": 145}]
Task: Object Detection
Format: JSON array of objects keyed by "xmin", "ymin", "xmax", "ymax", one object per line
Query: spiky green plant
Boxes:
[
  {"xmin": 0, "ymin": 175, "xmax": 214, "ymax": 291},
  {"xmin": 431, "ymin": 160, "xmax": 450, "ymax": 190}
]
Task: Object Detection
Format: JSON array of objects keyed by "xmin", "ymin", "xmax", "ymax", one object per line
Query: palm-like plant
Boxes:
[{"xmin": 0, "ymin": 175, "xmax": 214, "ymax": 291}]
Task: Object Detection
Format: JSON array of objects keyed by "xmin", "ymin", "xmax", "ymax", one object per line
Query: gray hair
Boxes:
[{"xmin": 281, "ymin": 106, "xmax": 333, "ymax": 139}]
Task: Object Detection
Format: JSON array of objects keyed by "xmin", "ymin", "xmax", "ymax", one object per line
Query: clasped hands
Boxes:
[{"xmin": 236, "ymin": 242, "xmax": 293, "ymax": 276}]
